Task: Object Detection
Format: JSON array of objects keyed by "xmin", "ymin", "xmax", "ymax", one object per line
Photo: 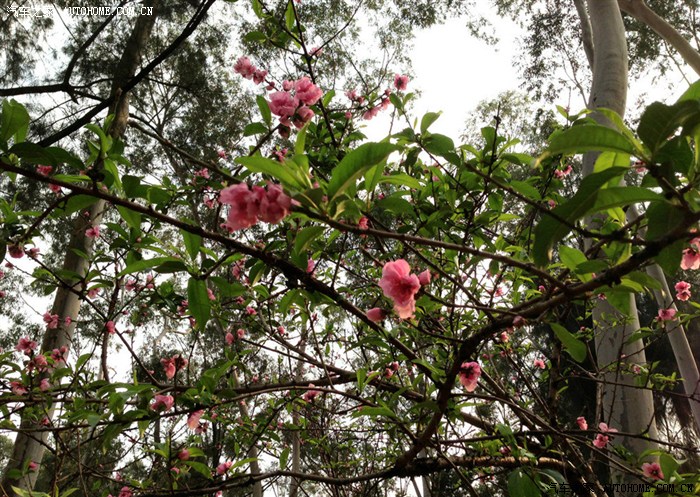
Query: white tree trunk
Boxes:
[
  {"xmin": 584, "ymin": 0, "xmax": 659, "ymax": 489},
  {"xmin": 1, "ymin": 4, "xmax": 159, "ymax": 494}
]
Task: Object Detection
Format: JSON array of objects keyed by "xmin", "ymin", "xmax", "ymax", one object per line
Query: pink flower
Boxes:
[
  {"xmin": 8, "ymin": 245, "xmax": 24, "ymax": 259},
  {"xmin": 458, "ymin": 362, "xmax": 481, "ymax": 392},
  {"xmin": 39, "ymin": 378, "xmax": 50, "ymax": 391},
  {"xmin": 10, "ymin": 381, "xmax": 27, "ymax": 395},
  {"xmin": 418, "ymin": 270, "xmax": 431, "ymax": 286},
  {"xmin": 358, "ymin": 216, "xmax": 369, "ymax": 230},
  {"xmin": 675, "ymin": 281, "xmax": 691, "ymax": 301},
  {"xmin": 49, "ymin": 183, "xmax": 62, "ymax": 194},
  {"xmin": 378, "ymin": 260, "xmax": 421, "ymax": 319},
  {"xmin": 303, "ymin": 384, "xmax": 321, "ymax": 402},
  {"xmin": 28, "ymin": 461, "xmax": 39, "ymax": 472},
  {"xmin": 393, "ymin": 74, "xmax": 409, "ymax": 91},
  {"xmin": 85, "ymin": 226, "xmax": 100, "ymax": 238},
  {"xmin": 118, "ymin": 487, "xmax": 133, "ymax": 497},
  {"xmin": 43, "ymin": 312, "xmax": 59, "ymax": 330},
  {"xmin": 658, "ymin": 308, "xmax": 677, "ymax": 321},
  {"xmin": 681, "ymin": 248, "xmax": 700, "ymax": 270},
  {"xmin": 237, "ymin": 328, "xmax": 246, "ymax": 339},
  {"xmin": 233, "ymin": 56, "xmax": 256, "ymax": 79},
  {"xmin": 593, "ymin": 434, "xmax": 609, "ymax": 448},
  {"xmin": 36, "ymin": 165, "xmax": 53, "ymax": 176},
  {"xmin": 27, "ymin": 247, "xmax": 40, "ymax": 258},
  {"xmin": 225, "ymin": 332, "xmax": 234, "ymax": 344},
  {"xmin": 268, "ymin": 91, "xmax": 299, "ymax": 124},
  {"xmin": 576, "ymin": 416, "xmax": 588, "ymax": 430},
  {"xmin": 366, "ymin": 307, "xmax": 387, "ymax": 323},
  {"xmin": 258, "ymin": 183, "xmax": 292, "ymax": 224},
  {"xmin": 106, "ymin": 321, "xmax": 116, "ymax": 334},
  {"xmin": 533, "ymin": 359, "xmax": 546, "ymax": 369},
  {"xmin": 306, "ymin": 258, "xmax": 315, "ymax": 274},
  {"xmin": 217, "ymin": 150, "xmax": 227, "ymax": 159},
  {"xmin": 30, "ymin": 355, "xmax": 48, "ymax": 373},
  {"xmin": 178, "ymin": 449, "xmax": 190, "ymax": 461},
  {"xmin": 293, "ymin": 105, "xmax": 315, "ymax": 129},
  {"xmin": 253, "ymin": 68, "xmax": 268, "ymax": 85},
  {"xmin": 220, "ymin": 183, "xmax": 264, "ymax": 231},
  {"xmin": 512, "ymin": 315, "xmax": 526, "ymax": 328},
  {"xmin": 187, "ymin": 410, "xmax": 204, "ymax": 430},
  {"xmin": 125, "ymin": 278, "xmax": 138, "ymax": 292},
  {"xmin": 16, "ymin": 337, "xmax": 38, "ymax": 355},
  {"xmin": 150, "ymin": 394, "xmax": 175, "ymax": 412},
  {"xmin": 362, "ymin": 106, "xmax": 379, "ymax": 120},
  {"xmin": 245, "ymin": 305, "xmax": 257, "ymax": 315},
  {"xmin": 207, "ymin": 288, "xmax": 216, "ymax": 301},
  {"xmin": 278, "ymin": 326, "xmax": 285, "ymax": 335},
  {"xmin": 295, "ymin": 77, "xmax": 323, "ymax": 106},
  {"xmin": 216, "ymin": 461, "xmax": 233, "ymax": 475},
  {"xmin": 642, "ymin": 462, "xmax": 664, "ymax": 480}
]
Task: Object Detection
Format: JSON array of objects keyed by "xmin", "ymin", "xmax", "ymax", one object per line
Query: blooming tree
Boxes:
[{"xmin": 1, "ymin": 1, "xmax": 700, "ymax": 497}]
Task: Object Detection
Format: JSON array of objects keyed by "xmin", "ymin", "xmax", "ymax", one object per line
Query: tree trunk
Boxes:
[
  {"xmin": 1, "ymin": 4, "xmax": 159, "ymax": 495},
  {"xmin": 584, "ymin": 0, "xmax": 659, "ymax": 489},
  {"xmin": 618, "ymin": 0, "xmax": 700, "ymax": 76}
]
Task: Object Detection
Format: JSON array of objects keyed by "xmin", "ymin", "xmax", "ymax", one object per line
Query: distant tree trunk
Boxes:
[
  {"xmin": 0, "ymin": 4, "xmax": 159, "ymax": 495},
  {"xmin": 584, "ymin": 0, "xmax": 659, "ymax": 489},
  {"xmin": 618, "ymin": 0, "xmax": 700, "ymax": 76}
]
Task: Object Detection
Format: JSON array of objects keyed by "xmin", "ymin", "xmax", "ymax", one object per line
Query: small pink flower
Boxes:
[
  {"xmin": 36, "ymin": 165, "xmax": 53, "ymax": 176},
  {"xmin": 150, "ymin": 394, "xmax": 175, "ymax": 412},
  {"xmin": 27, "ymin": 247, "xmax": 40, "ymax": 258},
  {"xmin": 675, "ymin": 281, "xmax": 691, "ymax": 301},
  {"xmin": 225, "ymin": 332, "xmax": 234, "ymax": 344},
  {"xmin": 294, "ymin": 77, "xmax": 323, "ymax": 106},
  {"xmin": 118, "ymin": 486, "xmax": 133, "ymax": 497},
  {"xmin": 233, "ymin": 56, "xmax": 256, "ymax": 79},
  {"xmin": 293, "ymin": 105, "xmax": 315, "ymax": 129},
  {"xmin": 125, "ymin": 278, "xmax": 138, "ymax": 292},
  {"xmin": 220, "ymin": 183, "xmax": 264, "ymax": 231},
  {"xmin": 10, "ymin": 380, "xmax": 27, "ymax": 395},
  {"xmin": 418, "ymin": 270, "xmax": 431, "ymax": 286},
  {"xmin": 187, "ymin": 410, "xmax": 204, "ymax": 430},
  {"xmin": 85, "ymin": 226, "xmax": 100, "ymax": 239},
  {"xmin": 393, "ymin": 74, "xmax": 409, "ymax": 91},
  {"xmin": 681, "ymin": 248, "xmax": 700, "ymax": 270},
  {"xmin": 366, "ymin": 307, "xmax": 387, "ymax": 323},
  {"xmin": 217, "ymin": 150, "xmax": 227, "ymax": 159},
  {"xmin": 39, "ymin": 378, "xmax": 50, "ymax": 391},
  {"xmin": 245, "ymin": 306, "xmax": 257, "ymax": 316},
  {"xmin": 576, "ymin": 417, "xmax": 588, "ymax": 430},
  {"xmin": 43, "ymin": 312, "xmax": 59, "ymax": 330},
  {"xmin": 533, "ymin": 359, "xmax": 546, "ymax": 369},
  {"xmin": 8, "ymin": 245, "xmax": 25, "ymax": 259},
  {"xmin": 378, "ymin": 260, "xmax": 421, "ymax": 319},
  {"xmin": 87, "ymin": 287, "xmax": 99, "ymax": 298},
  {"xmin": 306, "ymin": 258, "xmax": 315, "ymax": 274},
  {"xmin": 512, "ymin": 315, "xmax": 526, "ymax": 328},
  {"xmin": 458, "ymin": 362, "xmax": 481, "ymax": 392},
  {"xmin": 237, "ymin": 328, "xmax": 246, "ymax": 339},
  {"xmin": 28, "ymin": 461, "xmax": 39, "ymax": 472},
  {"xmin": 16, "ymin": 337, "xmax": 38, "ymax": 355},
  {"xmin": 49, "ymin": 183, "xmax": 62, "ymax": 194},
  {"xmin": 268, "ymin": 91, "xmax": 299, "ymax": 124},
  {"xmin": 216, "ymin": 461, "xmax": 233, "ymax": 475},
  {"xmin": 258, "ymin": 183, "xmax": 292, "ymax": 224},
  {"xmin": 105, "ymin": 321, "xmax": 116, "ymax": 334},
  {"xmin": 593, "ymin": 434, "xmax": 609, "ymax": 448},
  {"xmin": 658, "ymin": 308, "xmax": 677, "ymax": 321},
  {"xmin": 207, "ymin": 288, "xmax": 216, "ymax": 301},
  {"xmin": 178, "ymin": 449, "xmax": 190, "ymax": 461},
  {"xmin": 358, "ymin": 216, "xmax": 369, "ymax": 230},
  {"xmin": 253, "ymin": 68, "xmax": 268, "ymax": 85},
  {"xmin": 303, "ymin": 384, "xmax": 321, "ymax": 402},
  {"xmin": 642, "ymin": 462, "xmax": 664, "ymax": 480},
  {"xmin": 362, "ymin": 106, "xmax": 379, "ymax": 121}
]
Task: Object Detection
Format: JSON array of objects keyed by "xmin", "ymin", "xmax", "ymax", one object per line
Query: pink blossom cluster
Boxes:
[
  {"xmin": 233, "ymin": 56, "xmax": 268, "ymax": 85},
  {"xmin": 268, "ymin": 76, "xmax": 323, "ymax": 129},
  {"xmin": 377, "ymin": 260, "xmax": 429, "ymax": 319},
  {"xmin": 675, "ymin": 280, "xmax": 691, "ymax": 301},
  {"xmin": 641, "ymin": 462, "xmax": 664, "ymax": 480},
  {"xmin": 592, "ymin": 422, "xmax": 617, "ymax": 448},
  {"xmin": 161, "ymin": 354, "xmax": 189, "ymax": 379},
  {"xmin": 303, "ymin": 384, "xmax": 321, "ymax": 402},
  {"xmin": 219, "ymin": 182, "xmax": 292, "ymax": 231},
  {"xmin": 150, "ymin": 394, "xmax": 175, "ymax": 412},
  {"xmin": 681, "ymin": 237, "xmax": 700, "ymax": 269},
  {"xmin": 458, "ymin": 361, "xmax": 481, "ymax": 392}
]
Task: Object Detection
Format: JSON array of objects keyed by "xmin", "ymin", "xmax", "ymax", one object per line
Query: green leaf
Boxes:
[
  {"xmin": 378, "ymin": 173, "xmax": 421, "ymax": 189},
  {"xmin": 116, "ymin": 205, "xmax": 141, "ymax": 230},
  {"xmin": 420, "ymin": 112, "xmax": 441, "ymax": 134},
  {"xmin": 9, "ymin": 142, "xmax": 82, "ymax": 168},
  {"xmin": 559, "ymin": 245, "xmax": 592, "ymax": 282},
  {"xmin": 284, "ymin": 0, "xmax": 295, "ymax": 31},
  {"xmin": 590, "ymin": 187, "xmax": 663, "ymax": 213},
  {"xmin": 293, "ymin": 225, "xmax": 325, "ymax": 256},
  {"xmin": 243, "ymin": 122, "xmax": 268, "ymax": 137},
  {"xmin": 181, "ymin": 229, "xmax": 201, "ymax": 260},
  {"xmin": 543, "ymin": 124, "xmax": 637, "ymax": 159},
  {"xmin": 52, "ymin": 195, "xmax": 98, "ymax": 218},
  {"xmin": 327, "ymin": 142, "xmax": 399, "ymax": 201},
  {"xmin": 677, "ymin": 79, "xmax": 700, "ymax": 102},
  {"xmin": 507, "ymin": 469, "xmax": 540, "ymax": 497},
  {"xmin": 236, "ymin": 156, "xmax": 304, "ymax": 190},
  {"xmin": 256, "ymin": 95, "xmax": 272, "ymax": 126},
  {"xmin": 279, "ymin": 447, "xmax": 290, "ymax": 469},
  {"xmin": 1, "ymin": 99, "xmax": 30, "ymax": 144},
  {"xmin": 243, "ymin": 31, "xmax": 266, "ymax": 42},
  {"xmin": 645, "ymin": 202, "xmax": 685, "ymax": 241},
  {"xmin": 550, "ymin": 323, "xmax": 587, "ymax": 363},
  {"xmin": 510, "ymin": 180, "xmax": 541, "ymax": 200},
  {"xmin": 119, "ymin": 257, "xmax": 179, "ymax": 276},
  {"xmin": 638, "ymin": 100, "xmax": 700, "ymax": 154},
  {"xmin": 533, "ymin": 167, "xmax": 628, "ymax": 266},
  {"xmin": 187, "ymin": 278, "xmax": 211, "ymax": 331},
  {"xmin": 184, "ymin": 460, "xmax": 213, "ymax": 480},
  {"xmin": 422, "ymin": 134, "xmax": 454, "ymax": 157},
  {"xmin": 102, "ymin": 158, "xmax": 122, "ymax": 191}
]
